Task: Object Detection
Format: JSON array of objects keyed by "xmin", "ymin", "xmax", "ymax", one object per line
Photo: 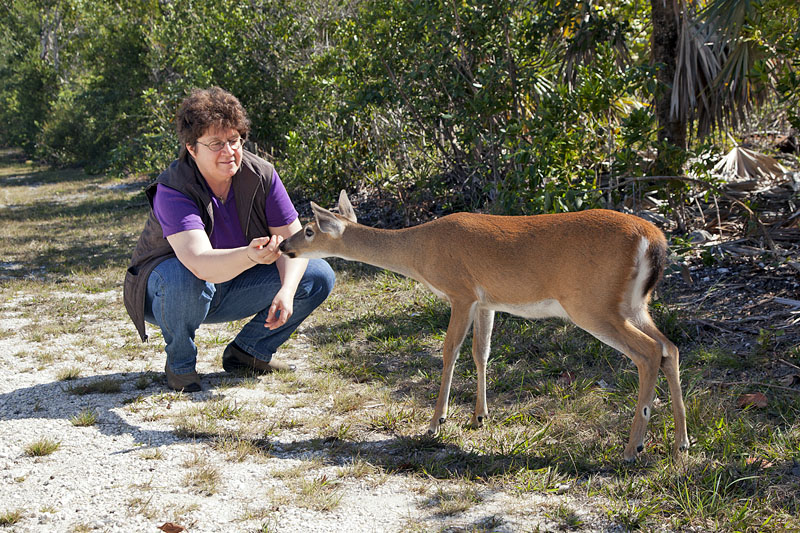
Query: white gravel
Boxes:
[{"xmin": 0, "ymin": 290, "xmax": 619, "ymax": 533}]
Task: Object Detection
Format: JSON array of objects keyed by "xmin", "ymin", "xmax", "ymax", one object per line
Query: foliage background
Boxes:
[{"xmin": 1, "ymin": 0, "xmax": 798, "ymax": 218}]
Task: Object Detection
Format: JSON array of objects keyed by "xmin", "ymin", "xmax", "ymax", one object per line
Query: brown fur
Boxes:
[{"xmin": 280, "ymin": 191, "xmax": 689, "ymax": 460}]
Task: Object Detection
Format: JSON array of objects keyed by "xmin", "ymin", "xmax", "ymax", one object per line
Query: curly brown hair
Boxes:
[{"xmin": 176, "ymin": 87, "xmax": 250, "ymax": 159}]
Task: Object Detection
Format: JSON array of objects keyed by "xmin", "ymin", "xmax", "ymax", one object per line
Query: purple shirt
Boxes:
[{"xmin": 153, "ymin": 169, "xmax": 298, "ymax": 249}]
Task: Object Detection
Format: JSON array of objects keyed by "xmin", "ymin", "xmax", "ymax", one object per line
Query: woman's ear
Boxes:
[{"xmin": 185, "ymin": 143, "xmax": 196, "ymax": 159}]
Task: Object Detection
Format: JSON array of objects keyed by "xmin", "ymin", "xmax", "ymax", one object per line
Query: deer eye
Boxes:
[{"xmin": 304, "ymin": 226, "xmax": 314, "ymax": 238}]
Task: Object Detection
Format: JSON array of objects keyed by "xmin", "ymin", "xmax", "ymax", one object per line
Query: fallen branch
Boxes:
[
  {"xmin": 779, "ymin": 359, "xmax": 800, "ymax": 371},
  {"xmin": 774, "ymin": 297, "xmax": 800, "ymax": 308}
]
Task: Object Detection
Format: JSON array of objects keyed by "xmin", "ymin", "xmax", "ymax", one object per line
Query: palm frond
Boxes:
[
  {"xmin": 713, "ymin": 145, "xmax": 789, "ymax": 181},
  {"xmin": 559, "ymin": 2, "xmax": 631, "ymax": 86},
  {"xmin": 671, "ymin": 4, "xmax": 721, "ymax": 134},
  {"xmin": 700, "ymin": 0, "xmax": 757, "ymax": 41},
  {"xmin": 670, "ymin": 0, "xmax": 771, "ymax": 139}
]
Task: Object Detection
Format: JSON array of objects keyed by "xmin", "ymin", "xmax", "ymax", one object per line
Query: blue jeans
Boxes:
[{"xmin": 144, "ymin": 257, "xmax": 335, "ymax": 375}]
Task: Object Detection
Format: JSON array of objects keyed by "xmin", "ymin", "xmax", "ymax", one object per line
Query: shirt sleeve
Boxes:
[
  {"xmin": 153, "ymin": 184, "xmax": 205, "ymax": 238},
  {"xmin": 265, "ymin": 169, "xmax": 299, "ymax": 227}
]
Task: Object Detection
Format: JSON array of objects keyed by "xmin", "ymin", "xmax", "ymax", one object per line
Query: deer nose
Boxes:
[{"xmin": 278, "ymin": 241, "xmax": 295, "ymax": 257}]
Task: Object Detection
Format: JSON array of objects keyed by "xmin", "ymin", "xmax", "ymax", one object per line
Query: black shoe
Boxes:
[
  {"xmin": 222, "ymin": 342, "xmax": 296, "ymax": 374},
  {"xmin": 165, "ymin": 365, "xmax": 202, "ymax": 392}
]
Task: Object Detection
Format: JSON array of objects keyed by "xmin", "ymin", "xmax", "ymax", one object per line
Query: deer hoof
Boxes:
[{"xmin": 623, "ymin": 443, "xmax": 642, "ymax": 462}]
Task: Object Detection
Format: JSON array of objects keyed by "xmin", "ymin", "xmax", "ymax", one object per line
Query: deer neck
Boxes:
[{"xmin": 338, "ymin": 224, "xmax": 419, "ymax": 279}]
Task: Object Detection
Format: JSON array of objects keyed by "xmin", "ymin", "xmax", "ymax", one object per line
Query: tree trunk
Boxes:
[
  {"xmin": 650, "ymin": 0, "xmax": 687, "ymax": 155},
  {"xmin": 651, "ymin": 0, "xmax": 689, "ymax": 231}
]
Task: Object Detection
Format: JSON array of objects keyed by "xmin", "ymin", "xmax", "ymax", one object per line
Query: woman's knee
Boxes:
[
  {"xmin": 149, "ymin": 258, "xmax": 215, "ymax": 315},
  {"xmin": 303, "ymin": 259, "xmax": 336, "ymax": 299}
]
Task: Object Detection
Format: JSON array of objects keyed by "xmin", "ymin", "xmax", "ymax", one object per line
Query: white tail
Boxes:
[{"xmin": 280, "ymin": 191, "xmax": 689, "ymax": 460}]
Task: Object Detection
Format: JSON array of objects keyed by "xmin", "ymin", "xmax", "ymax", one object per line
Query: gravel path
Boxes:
[{"xmin": 0, "ymin": 290, "xmax": 617, "ymax": 533}]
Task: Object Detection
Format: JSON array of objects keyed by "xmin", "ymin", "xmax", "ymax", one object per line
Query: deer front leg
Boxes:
[
  {"xmin": 427, "ymin": 301, "xmax": 476, "ymax": 435},
  {"xmin": 468, "ymin": 308, "xmax": 494, "ymax": 428}
]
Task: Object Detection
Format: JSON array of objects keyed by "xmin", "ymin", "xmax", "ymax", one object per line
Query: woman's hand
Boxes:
[
  {"xmin": 247, "ymin": 234, "xmax": 284, "ymax": 265},
  {"xmin": 262, "ymin": 219, "xmax": 308, "ymax": 330},
  {"xmin": 264, "ymin": 288, "xmax": 294, "ymax": 330}
]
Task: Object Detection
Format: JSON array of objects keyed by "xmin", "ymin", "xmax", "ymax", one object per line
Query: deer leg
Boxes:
[
  {"xmin": 660, "ymin": 339, "xmax": 689, "ymax": 455},
  {"xmin": 468, "ymin": 308, "xmax": 495, "ymax": 428},
  {"xmin": 607, "ymin": 320, "xmax": 665, "ymax": 461},
  {"xmin": 427, "ymin": 301, "xmax": 475, "ymax": 435},
  {"xmin": 625, "ymin": 351, "xmax": 660, "ymax": 461},
  {"xmin": 639, "ymin": 321, "xmax": 689, "ymax": 455},
  {"xmin": 579, "ymin": 316, "xmax": 662, "ymax": 461}
]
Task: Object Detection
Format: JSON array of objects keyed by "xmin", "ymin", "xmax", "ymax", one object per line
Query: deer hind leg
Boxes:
[
  {"xmin": 638, "ymin": 319, "xmax": 689, "ymax": 455},
  {"xmin": 427, "ymin": 301, "xmax": 476, "ymax": 435},
  {"xmin": 468, "ymin": 308, "xmax": 495, "ymax": 428},
  {"xmin": 580, "ymin": 317, "xmax": 663, "ymax": 461}
]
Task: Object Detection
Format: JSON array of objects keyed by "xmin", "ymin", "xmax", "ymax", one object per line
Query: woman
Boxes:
[{"xmin": 123, "ymin": 87, "xmax": 335, "ymax": 392}]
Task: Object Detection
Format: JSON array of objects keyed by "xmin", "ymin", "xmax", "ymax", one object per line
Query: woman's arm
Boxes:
[{"xmin": 167, "ymin": 229, "xmax": 283, "ymax": 284}]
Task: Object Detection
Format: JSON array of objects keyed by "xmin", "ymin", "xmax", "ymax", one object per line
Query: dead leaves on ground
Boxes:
[
  {"xmin": 157, "ymin": 523, "xmax": 185, "ymax": 533},
  {"xmin": 737, "ymin": 392, "xmax": 769, "ymax": 409}
]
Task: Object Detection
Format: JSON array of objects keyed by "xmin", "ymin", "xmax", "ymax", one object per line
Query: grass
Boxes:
[
  {"xmin": 297, "ymin": 264, "xmax": 800, "ymax": 529},
  {"xmin": 183, "ymin": 454, "xmax": 222, "ymax": 496},
  {"xmin": 426, "ymin": 484, "xmax": 483, "ymax": 516},
  {"xmin": 57, "ymin": 366, "xmax": 83, "ymax": 381},
  {"xmin": 295, "ymin": 474, "xmax": 343, "ymax": 511},
  {"xmin": 25, "ymin": 437, "xmax": 61, "ymax": 457},
  {"xmin": 66, "ymin": 377, "xmax": 122, "ymax": 395},
  {"xmin": 0, "ymin": 509, "xmax": 24, "ymax": 526},
  {"xmin": 70, "ymin": 409, "xmax": 99, "ymax": 426},
  {"xmin": 1, "ymin": 150, "xmax": 799, "ymax": 531}
]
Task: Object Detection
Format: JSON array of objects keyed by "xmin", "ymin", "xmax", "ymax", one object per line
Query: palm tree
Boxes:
[
  {"xmin": 651, "ymin": 0, "xmax": 687, "ymax": 158},
  {"xmin": 652, "ymin": 0, "xmax": 795, "ymax": 164}
]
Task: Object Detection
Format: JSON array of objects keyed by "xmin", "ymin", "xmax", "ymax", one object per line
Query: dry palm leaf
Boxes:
[{"xmin": 713, "ymin": 146, "xmax": 789, "ymax": 182}]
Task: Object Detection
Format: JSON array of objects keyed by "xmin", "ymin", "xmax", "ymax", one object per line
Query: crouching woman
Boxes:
[{"xmin": 123, "ymin": 87, "xmax": 335, "ymax": 392}]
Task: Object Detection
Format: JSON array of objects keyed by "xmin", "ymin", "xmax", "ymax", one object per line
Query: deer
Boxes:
[{"xmin": 279, "ymin": 191, "xmax": 689, "ymax": 461}]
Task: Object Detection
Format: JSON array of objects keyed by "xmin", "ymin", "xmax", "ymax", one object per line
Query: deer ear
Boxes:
[
  {"xmin": 311, "ymin": 202, "xmax": 346, "ymax": 237},
  {"xmin": 338, "ymin": 190, "xmax": 357, "ymax": 223}
]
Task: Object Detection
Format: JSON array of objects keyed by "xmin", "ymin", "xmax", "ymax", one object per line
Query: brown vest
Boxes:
[{"xmin": 123, "ymin": 150, "xmax": 274, "ymax": 341}]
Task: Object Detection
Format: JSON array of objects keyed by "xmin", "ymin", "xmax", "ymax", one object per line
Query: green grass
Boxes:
[
  {"xmin": 70, "ymin": 409, "xmax": 99, "ymax": 427},
  {"xmin": 66, "ymin": 377, "xmax": 122, "ymax": 395},
  {"xmin": 0, "ymin": 509, "xmax": 24, "ymax": 526},
  {"xmin": 183, "ymin": 455, "xmax": 222, "ymax": 496},
  {"xmin": 295, "ymin": 474, "xmax": 343, "ymax": 511},
  {"xmin": 300, "ymin": 262, "xmax": 800, "ymax": 530},
  {"xmin": 25, "ymin": 437, "xmax": 61, "ymax": 457},
  {"xmin": 2, "ymin": 151, "xmax": 799, "ymax": 531}
]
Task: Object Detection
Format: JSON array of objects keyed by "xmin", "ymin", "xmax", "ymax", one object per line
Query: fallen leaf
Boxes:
[
  {"xmin": 745, "ymin": 457, "xmax": 773, "ymax": 468},
  {"xmin": 779, "ymin": 374, "xmax": 800, "ymax": 387},
  {"xmin": 737, "ymin": 392, "xmax": 768, "ymax": 409},
  {"xmin": 158, "ymin": 523, "xmax": 185, "ymax": 533},
  {"xmin": 714, "ymin": 146, "xmax": 788, "ymax": 181}
]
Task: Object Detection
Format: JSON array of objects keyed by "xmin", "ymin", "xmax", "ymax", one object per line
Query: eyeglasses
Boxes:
[{"xmin": 196, "ymin": 137, "xmax": 244, "ymax": 152}]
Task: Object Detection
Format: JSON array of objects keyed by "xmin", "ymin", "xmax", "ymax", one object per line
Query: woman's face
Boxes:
[{"xmin": 186, "ymin": 126, "xmax": 243, "ymax": 183}]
